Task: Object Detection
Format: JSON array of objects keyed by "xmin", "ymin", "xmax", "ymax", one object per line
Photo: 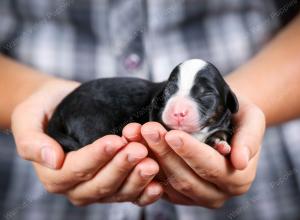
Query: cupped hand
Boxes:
[
  {"xmin": 34, "ymin": 135, "xmax": 162, "ymax": 206},
  {"xmin": 123, "ymin": 97, "xmax": 265, "ymax": 208},
  {"xmin": 11, "ymin": 79, "xmax": 163, "ymax": 206},
  {"xmin": 11, "ymin": 79, "xmax": 80, "ymax": 168}
]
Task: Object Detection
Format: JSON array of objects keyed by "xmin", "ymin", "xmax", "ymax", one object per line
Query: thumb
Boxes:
[
  {"xmin": 230, "ymin": 103, "xmax": 265, "ymax": 170},
  {"xmin": 11, "ymin": 103, "xmax": 65, "ymax": 169}
]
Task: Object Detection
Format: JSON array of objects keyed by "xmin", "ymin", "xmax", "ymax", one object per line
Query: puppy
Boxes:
[{"xmin": 47, "ymin": 59, "xmax": 239, "ymax": 152}]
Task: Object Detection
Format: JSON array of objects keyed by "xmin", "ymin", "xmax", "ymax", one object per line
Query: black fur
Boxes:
[
  {"xmin": 149, "ymin": 61, "xmax": 238, "ymax": 146},
  {"xmin": 47, "ymin": 61, "xmax": 238, "ymax": 152}
]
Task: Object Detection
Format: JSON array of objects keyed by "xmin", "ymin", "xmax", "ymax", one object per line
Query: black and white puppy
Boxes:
[{"xmin": 47, "ymin": 59, "xmax": 239, "ymax": 152}]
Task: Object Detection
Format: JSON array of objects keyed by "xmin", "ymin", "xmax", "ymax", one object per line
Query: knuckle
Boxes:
[
  {"xmin": 244, "ymin": 172, "xmax": 257, "ymax": 186},
  {"xmin": 157, "ymin": 148, "xmax": 172, "ymax": 159},
  {"xmin": 179, "ymin": 148, "xmax": 194, "ymax": 159},
  {"xmin": 227, "ymin": 184, "xmax": 251, "ymax": 196},
  {"xmin": 207, "ymin": 169, "xmax": 222, "ymax": 179},
  {"xmin": 134, "ymin": 200, "xmax": 146, "ymax": 207},
  {"xmin": 70, "ymin": 168, "xmax": 94, "ymax": 181},
  {"xmin": 96, "ymin": 185, "xmax": 112, "ymax": 197},
  {"xmin": 115, "ymin": 160, "xmax": 132, "ymax": 173},
  {"xmin": 16, "ymin": 140, "xmax": 30, "ymax": 160},
  {"xmin": 44, "ymin": 183, "xmax": 62, "ymax": 194},
  {"xmin": 16, "ymin": 148, "xmax": 28, "ymax": 160},
  {"xmin": 208, "ymin": 200, "xmax": 225, "ymax": 209},
  {"xmin": 52, "ymin": 178, "xmax": 71, "ymax": 187},
  {"xmin": 171, "ymin": 179, "xmax": 194, "ymax": 193},
  {"xmin": 69, "ymin": 198, "xmax": 88, "ymax": 207},
  {"xmin": 196, "ymin": 168, "xmax": 221, "ymax": 179},
  {"xmin": 111, "ymin": 194, "xmax": 128, "ymax": 202}
]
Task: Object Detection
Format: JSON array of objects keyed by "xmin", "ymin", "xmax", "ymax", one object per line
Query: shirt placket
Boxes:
[{"xmin": 109, "ymin": 0, "xmax": 149, "ymax": 79}]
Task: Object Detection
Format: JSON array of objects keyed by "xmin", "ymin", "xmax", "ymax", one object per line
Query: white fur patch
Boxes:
[
  {"xmin": 192, "ymin": 127, "xmax": 209, "ymax": 142},
  {"xmin": 177, "ymin": 59, "xmax": 207, "ymax": 96},
  {"xmin": 160, "ymin": 59, "xmax": 208, "ymax": 134}
]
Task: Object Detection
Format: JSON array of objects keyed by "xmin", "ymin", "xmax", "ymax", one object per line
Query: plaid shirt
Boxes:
[{"xmin": 1, "ymin": 0, "xmax": 300, "ymax": 220}]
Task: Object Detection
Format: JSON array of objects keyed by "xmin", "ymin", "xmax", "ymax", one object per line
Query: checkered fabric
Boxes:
[{"xmin": 0, "ymin": 0, "xmax": 300, "ymax": 220}]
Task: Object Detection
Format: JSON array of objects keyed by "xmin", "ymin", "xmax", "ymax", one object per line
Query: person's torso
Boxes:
[{"xmin": 1, "ymin": 0, "xmax": 298, "ymax": 82}]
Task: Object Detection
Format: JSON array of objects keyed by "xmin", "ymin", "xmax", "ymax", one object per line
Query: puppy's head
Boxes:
[{"xmin": 150, "ymin": 59, "xmax": 238, "ymax": 133}]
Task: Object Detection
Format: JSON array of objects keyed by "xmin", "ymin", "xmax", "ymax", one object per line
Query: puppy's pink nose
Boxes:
[{"xmin": 173, "ymin": 110, "xmax": 188, "ymax": 122}]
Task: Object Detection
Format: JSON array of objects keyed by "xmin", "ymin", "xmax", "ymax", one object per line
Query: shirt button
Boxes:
[{"xmin": 124, "ymin": 53, "xmax": 142, "ymax": 71}]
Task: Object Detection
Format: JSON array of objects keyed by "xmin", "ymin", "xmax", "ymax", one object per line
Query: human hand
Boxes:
[
  {"xmin": 12, "ymin": 79, "xmax": 80, "ymax": 168},
  {"xmin": 11, "ymin": 79, "xmax": 163, "ymax": 206},
  {"xmin": 33, "ymin": 135, "xmax": 162, "ymax": 206},
  {"xmin": 123, "ymin": 97, "xmax": 265, "ymax": 208}
]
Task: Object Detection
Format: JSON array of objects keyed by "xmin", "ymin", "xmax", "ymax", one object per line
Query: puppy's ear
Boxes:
[
  {"xmin": 205, "ymin": 61, "xmax": 239, "ymax": 113},
  {"xmin": 225, "ymin": 87, "xmax": 239, "ymax": 113}
]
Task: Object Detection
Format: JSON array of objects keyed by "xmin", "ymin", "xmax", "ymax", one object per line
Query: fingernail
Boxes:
[
  {"xmin": 165, "ymin": 135, "xmax": 183, "ymax": 148},
  {"xmin": 145, "ymin": 131, "xmax": 160, "ymax": 143},
  {"xmin": 128, "ymin": 155, "xmax": 141, "ymax": 163},
  {"xmin": 125, "ymin": 135, "xmax": 139, "ymax": 140},
  {"xmin": 140, "ymin": 170, "xmax": 156, "ymax": 178},
  {"xmin": 148, "ymin": 186, "xmax": 161, "ymax": 196},
  {"xmin": 41, "ymin": 147, "xmax": 56, "ymax": 169},
  {"xmin": 127, "ymin": 153, "xmax": 146, "ymax": 163}
]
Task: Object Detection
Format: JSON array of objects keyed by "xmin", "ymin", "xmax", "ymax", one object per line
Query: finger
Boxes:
[
  {"xmin": 162, "ymin": 185, "xmax": 195, "ymax": 205},
  {"xmin": 115, "ymin": 158, "xmax": 159, "ymax": 200},
  {"xmin": 166, "ymin": 130, "xmax": 258, "ymax": 194},
  {"xmin": 157, "ymin": 171, "xmax": 207, "ymax": 205},
  {"xmin": 122, "ymin": 123, "xmax": 143, "ymax": 142},
  {"xmin": 99, "ymin": 158, "xmax": 159, "ymax": 203},
  {"xmin": 11, "ymin": 102, "xmax": 65, "ymax": 169},
  {"xmin": 141, "ymin": 122, "xmax": 226, "ymax": 201},
  {"xmin": 162, "ymin": 184, "xmax": 226, "ymax": 208},
  {"xmin": 67, "ymin": 142, "xmax": 148, "ymax": 201},
  {"xmin": 35, "ymin": 135, "xmax": 127, "ymax": 192},
  {"xmin": 122, "ymin": 123, "xmax": 148, "ymax": 147},
  {"xmin": 165, "ymin": 130, "xmax": 232, "ymax": 182},
  {"xmin": 230, "ymin": 100, "xmax": 265, "ymax": 170},
  {"xmin": 141, "ymin": 122, "xmax": 171, "ymax": 159},
  {"xmin": 135, "ymin": 182, "xmax": 163, "ymax": 206}
]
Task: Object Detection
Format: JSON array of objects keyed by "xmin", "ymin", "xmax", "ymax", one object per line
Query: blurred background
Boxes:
[{"xmin": 1, "ymin": 0, "xmax": 300, "ymax": 220}]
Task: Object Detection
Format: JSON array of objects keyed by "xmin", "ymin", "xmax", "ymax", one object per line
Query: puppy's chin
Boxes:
[{"xmin": 163, "ymin": 122, "xmax": 201, "ymax": 133}]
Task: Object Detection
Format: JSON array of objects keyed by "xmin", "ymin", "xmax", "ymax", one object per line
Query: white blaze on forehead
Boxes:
[{"xmin": 177, "ymin": 59, "xmax": 207, "ymax": 96}]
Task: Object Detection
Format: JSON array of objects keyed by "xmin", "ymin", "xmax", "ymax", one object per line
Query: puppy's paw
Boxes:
[{"xmin": 213, "ymin": 139, "xmax": 231, "ymax": 155}]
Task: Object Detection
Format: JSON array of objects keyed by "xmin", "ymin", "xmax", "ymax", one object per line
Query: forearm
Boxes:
[
  {"xmin": 0, "ymin": 55, "xmax": 55, "ymax": 128},
  {"xmin": 226, "ymin": 14, "xmax": 300, "ymax": 126}
]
